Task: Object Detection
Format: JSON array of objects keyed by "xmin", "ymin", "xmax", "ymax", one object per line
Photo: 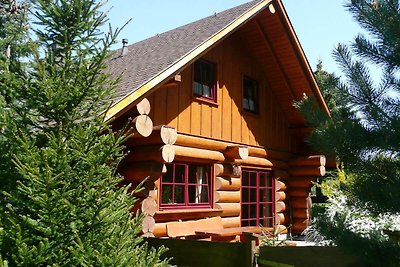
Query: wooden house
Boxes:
[{"xmin": 106, "ymin": 0, "xmax": 330, "ymax": 238}]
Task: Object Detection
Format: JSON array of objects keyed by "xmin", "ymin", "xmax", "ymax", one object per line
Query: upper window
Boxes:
[
  {"xmin": 160, "ymin": 163, "xmax": 212, "ymax": 209},
  {"xmin": 193, "ymin": 59, "xmax": 216, "ymax": 102},
  {"xmin": 243, "ymin": 77, "xmax": 259, "ymax": 113}
]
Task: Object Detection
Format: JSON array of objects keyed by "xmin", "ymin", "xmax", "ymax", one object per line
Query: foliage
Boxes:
[
  {"xmin": 0, "ymin": 0, "xmax": 167, "ymax": 266},
  {"xmin": 297, "ymin": 0, "xmax": 400, "ymax": 266}
]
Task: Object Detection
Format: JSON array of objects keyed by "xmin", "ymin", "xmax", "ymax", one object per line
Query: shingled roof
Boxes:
[{"xmin": 106, "ymin": 0, "xmax": 270, "ymax": 120}]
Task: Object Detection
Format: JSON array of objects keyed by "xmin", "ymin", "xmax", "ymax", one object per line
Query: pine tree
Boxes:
[
  {"xmin": 0, "ymin": 0, "xmax": 167, "ymax": 266},
  {"xmin": 297, "ymin": 0, "xmax": 400, "ymax": 266}
]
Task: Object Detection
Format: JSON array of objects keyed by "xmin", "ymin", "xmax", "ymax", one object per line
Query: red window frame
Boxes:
[
  {"xmin": 193, "ymin": 59, "xmax": 217, "ymax": 102},
  {"xmin": 160, "ymin": 163, "xmax": 213, "ymax": 209},
  {"xmin": 241, "ymin": 169, "xmax": 274, "ymax": 227},
  {"xmin": 243, "ymin": 76, "xmax": 259, "ymax": 114}
]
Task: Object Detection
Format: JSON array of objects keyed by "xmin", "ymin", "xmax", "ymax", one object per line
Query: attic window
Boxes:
[
  {"xmin": 243, "ymin": 77, "xmax": 259, "ymax": 114},
  {"xmin": 193, "ymin": 59, "xmax": 216, "ymax": 102}
]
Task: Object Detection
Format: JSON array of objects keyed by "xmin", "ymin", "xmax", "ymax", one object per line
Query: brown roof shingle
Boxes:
[{"xmin": 107, "ymin": 0, "xmax": 262, "ymax": 103}]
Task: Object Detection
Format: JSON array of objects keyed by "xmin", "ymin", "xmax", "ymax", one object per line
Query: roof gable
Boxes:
[
  {"xmin": 105, "ymin": 0, "xmax": 329, "ymax": 122},
  {"xmin": 105, "ymin": 0, "xmax": 272, "ymax": 121}
]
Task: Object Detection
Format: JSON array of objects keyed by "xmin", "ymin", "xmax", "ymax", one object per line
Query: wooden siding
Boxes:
[{"xmin": 148, "ymin": 35, "xmax": 295, "ymax": 152}]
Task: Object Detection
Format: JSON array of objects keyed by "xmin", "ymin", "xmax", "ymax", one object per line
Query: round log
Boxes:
[
  {"xmin": 152, "ymin": 222, "xmax": 167, "ymax": 237},
  {"xmin": 287, "ymin": 177, "xmax": 314, "ymax": 188},
  {"xmin": 275, "ymin": 191, "xmax": 286, "ymax": 202},
  {"xmin": 141, "ymin": 197, "xmax": 158, "ymax": 216},
  {"xmin": 175, "ymin": 133, "xmax": 231, "ymax": 152},
  {"xmin": 248, "ymin": 147, "xmax": 267, "ymax": 158},
  {"xmin": 215, "ymin": 203, "xmax": 241, "ymax": 217},
  {"xmin": 270, "ymin": 159, "xmax": 289, "ymax": 170},
  {"xmin": 126, "ymin": 144, "xmax": 175, "ymax": 163},
  {"xmin": 275, "ymin": 201, "xmax": 286, "ymax": 213},
  {"xmin": 142, "ymin": 215, "xmax": 156, "ymax": 234},
  {"xmin": 214, "ymin": 164, "xmax": 241, "ymax": 177},
  {"xmin": 132, "ymin": 97, "xmax": 151, "ymax": 116},
  {"xmin": 214, "ymin": 191, "xmax": 240, "ymax": 203},
  {"xmin": 275, "ymin": 212, "xmax": 286, "ymax": 225},
  {"xmin": 289, "ymin": 166, "xmax": 325, "ymax": 177},
  {"xmin": 119, "ymin": 161, "xmax": 167, "ymax": 183},
  {"xmin": 287, "ymin": 188, "xmax": 310, "ymax": 198},
  {"xmin": 126, "ymin": 114, "xmax": 153, "ymax": 138},
  {"xmin": 289, "ymin": 155, "xmax": 326, "ymax": 167},
  {"xmin": 275, "ymin": 179, "xmax": 287, "ymax": 191},
  {"xmin": 235, "ymin": 156, "xmax": 273, "ymax": 168},
  {"xmin": 173, "ymin": 145, "xmax": 225, "ymax": 162},
  {"xmin": 224, "ymin": 146, "xmax": 249, "ymax": 160},
  {"xmin": 127, "ymin": 125, "xmax": 177, "ymax": 146},
  {"xmin": 221, "ymin": 216, "xmax": 241, "ymax": 228},
  {"xmin": 215, "ymin": 177, "xmax": 241, "ymax": 191}
]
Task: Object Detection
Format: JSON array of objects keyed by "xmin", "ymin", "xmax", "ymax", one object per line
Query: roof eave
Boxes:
[{"xmin": 275, "ymin": 0, "xmax": 331, "ymax": 117}]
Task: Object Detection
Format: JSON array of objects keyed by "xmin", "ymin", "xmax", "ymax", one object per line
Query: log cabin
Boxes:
[{"xmin": 106, "ymin": 0, "xmax": 331, "ymax": 238}]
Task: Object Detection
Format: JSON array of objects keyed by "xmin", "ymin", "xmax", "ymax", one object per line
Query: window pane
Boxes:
[
  {"xmin": 173, "ymin": 185, "xmax": 184, "ymax": 204},
  {"xmin": 163, "ymin": 165, "xmax": 173, "ymax": 183},
  {"xmin": 193, "ymin": 59, "xmax": 215, "ymax": 100},
  {"xmin": 174, "ymin": 164, "xmax": 185, "ymax": 183},
  {"xmin": 243, "ymin": 77, "xmax": 258, "ymax": 113},
  {"xmin": 161, "ymin": 185, "xmax": 173, "ymax": 204}
]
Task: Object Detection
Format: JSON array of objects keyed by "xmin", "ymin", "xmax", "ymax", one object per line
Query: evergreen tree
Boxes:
[
  {"xmin": 298, "ymin": 0, "xmax": 400, "ymax": 266},
  {"xmin": 0, "ymin": 0, "xmax": 167, "ymax": 266}
]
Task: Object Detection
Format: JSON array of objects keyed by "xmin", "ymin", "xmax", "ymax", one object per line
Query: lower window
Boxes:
[
  {"xmin": 241, "ymin": 169, "xmax": 274, "ymax": 227},
  {"xmin": 160, "ymin": 163, "xmax": 212, "ymax": 209}
]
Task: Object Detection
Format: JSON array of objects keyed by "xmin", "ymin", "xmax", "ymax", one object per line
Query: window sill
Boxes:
[
  {"xmin": 154, "ymin": 208, "xmax": 223, "ymax": 221},
  {"xmin": 193, "ymin": 96, "xmax": 219, "ymax": 107}
]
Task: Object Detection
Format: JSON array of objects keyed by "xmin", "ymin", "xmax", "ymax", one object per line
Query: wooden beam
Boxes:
[
  {"xmin": 275, "ymin": 179, "xmax": 287, "ymax": 191},
  {"xmin": 125, "ymin": 144, "xmax": 175, "ymax": 163},
  {"xmin": 214, "ymin": 164, "xmax": 241, "ymax": 177},
  {"xmin": 160, "ymin": 74, "xmax": 182, "ymax": 87},
  {"xmin": 255, "ymin": 19, "xmax": 299, "ymax": 102},
  {"xmin": 287, "ymin": 177, "xmax": 314, "ymax": 188},
  {"xmin": 224, "ymin": 145, "xmax": 249, "ymax": 160},
  {"xmin": 125, "ymin": 114, "xmax": 154, "ymax": 138},
  {"xmin": 173, "ymin": 145, "xmax": 225, "ymax": 162},
  {"xmin": 215, "ymin": 203, "xmax": 241, "ymax": 217},
  {"xmin": 215, "ymin": 177, "xmax": 241, "ymax": 191},
  {"xmin": 126, "ymin": 125, "xmax": 177, "ymax": 146},
  {"xmin": 289, "ymin": 166, "xmax": 325, "ymax": 177},
  {"xmin": 119, "ymin": 161, "xmax": 167, "ymax": 183},
  {"xmin": 214, "ymin": 191, "xmax": 241, "ymax": 203},
  {"xmin": 131, "ymin": 97, "xmax": 151, "ymax": 116},
  {"xmin": 289, "ymin": 155, "xmax": 326, "ymax": 167}
]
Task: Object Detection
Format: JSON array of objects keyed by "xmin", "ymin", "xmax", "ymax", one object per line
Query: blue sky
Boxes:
[{"xmin": 105, "ymin": 0, "xmax": 363, "ymax": 76}]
